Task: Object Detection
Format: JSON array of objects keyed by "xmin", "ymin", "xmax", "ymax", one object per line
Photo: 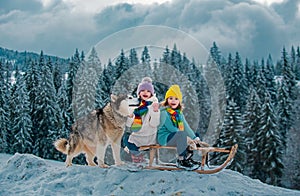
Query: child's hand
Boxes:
[{"xmin": 152, "ymin": 103, "xmax": 159, "ymax": 112}]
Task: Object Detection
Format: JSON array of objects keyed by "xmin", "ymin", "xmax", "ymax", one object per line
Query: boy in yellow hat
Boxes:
[{"xmin": 157, "ymin": 85, "xmax": 201, "ymax": 170}]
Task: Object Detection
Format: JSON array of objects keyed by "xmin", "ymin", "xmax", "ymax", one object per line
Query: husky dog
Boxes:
[{"xmin": 54, "ymin": 94, "xmax": 131, "ymax": 167}]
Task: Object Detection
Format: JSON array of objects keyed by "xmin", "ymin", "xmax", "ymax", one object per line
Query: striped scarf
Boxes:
[
  {"xmin": 166, "ymin": 107, "xmax": 184, "ymax": 131},
  {"xmin": 131, "ymin": 100, "xmax": 152, "ymax": 132}
]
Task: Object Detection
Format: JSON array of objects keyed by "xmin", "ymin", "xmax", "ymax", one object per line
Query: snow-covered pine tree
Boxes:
[
  {"xmin": 290, "ymin": 46, "xmax": 296, "ymax": 80},
  {"xmin": 210, "ymin": 42, "xmax": 222, "ymax": 68},
  {"xmin": 151, "ymin": 58, "xmax": 161, "ymax": 98},
  {"xmin": 255, "ymin": 69, "xmax": 267, "ymax": 101},
  {"xmin": 277, "ymin": 47, "xmax": 296, "ymax": 149},
  {"xmin": 32, "ymin": 53, "xmax": 61, "ymax": 159},
  {"xmin": 73, "ymin": 51, "xmax": 99, "ymax": 119},
  {"xmin": 66, "ymin": 49, "xmax": 81, "ymax": 107},
  {"xmin": 265, "ymin": 54, "xmax": 277, "ymax": 103},
  {"xmin": 6, "ymin": 67, "xmax": 20, "ymax": 154},
  {"xmin": 140, "ymin": 46, "xmax": 153, "ymax": 79},
  {"xmin": 114, "ymin": 49, "xmax": 130, "ymax": 94},
  {"xmin": 213, "ymin": 99, "xmax": 245, "ymax": 173},
  {"xmin": 257, "ymin": 92, "xmax": 283, "ymax": 186},
  {"xmin": 0, "ymin": 60, "xmax": 9, "ymax": 152},
  {"xmin": 55, "ymin": 82, "xmax": 73, "ymax": 161},
  {"xmin": 244, "ymin": 58, "xmax": 252, "ymax": 89},
  {"xmin": 226, "ymin": 52, "xmax": 248, "ymax": 112},
  {"xmin": 281, "ymin": 47, "xmax": 297, "ymax": 101},
  {"xmin": 96, "ymin": 59, "xmax": 115, "ymax": 107},
  {"xmin": 153, "ymin": 59, "xmax": 168, "ymax": 101},
  {"xmin": 243, "ymin": 88, "xmax": 262, "ymax": 178},
  {"xmin": 12, "ymin": 71, "xmax": 34, "ymax": 154},
  {"xmin": 53, "ymin": 57, "xmax": 63, "ymax": 94},
  {"xmin": 129, "ymin": 48, "xmax": 139, "ymax": 67},
  {"xmin": 294, "ymin": 46, "xmax": 300, "ymax": 80},
  {"xmin": 171, "ymin": 44, "xmax": 182, "ymax": 70},
  {"xmin": 224, "ymin": 53, "xmax": 233, "ymax": 89},
  {"xmin": 202, "ymin": 56, "xmax": 224, "ymax": 144},
  {"xmin": 162, "ymin": 46, "xmax": 171, "ymax": 65}
]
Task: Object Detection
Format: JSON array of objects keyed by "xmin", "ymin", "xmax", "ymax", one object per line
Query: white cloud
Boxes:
[
  {"xmin": 59, "ymin": 0, "xmax": 171, "ymax": 13},
  {"xmin": 252, "ymin": 0, "xmax": 285, "ymax": 6}
]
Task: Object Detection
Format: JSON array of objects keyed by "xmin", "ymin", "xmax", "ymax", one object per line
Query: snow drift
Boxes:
[{"xmin": 0, "ymin": 153, "xmax": 299, "ymax": 196}]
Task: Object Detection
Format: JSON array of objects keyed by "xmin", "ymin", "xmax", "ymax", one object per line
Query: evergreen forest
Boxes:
[{"xmin": 0, "ymin": 43, "xmax": 299, "ymax": 190}]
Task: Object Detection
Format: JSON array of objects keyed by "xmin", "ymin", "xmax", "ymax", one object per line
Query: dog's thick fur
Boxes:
[{"xmin": 54, "ymin": 94, "xmax": 130, "ymax": 167}]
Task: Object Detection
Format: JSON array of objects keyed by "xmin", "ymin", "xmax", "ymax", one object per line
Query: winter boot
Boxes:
[
  {"xmin": 176, "ymin": 158, "xmax": 200, "ymax": 171},
  {"xmin": 184, "ymin": 147, "xmax": 201, "ymax": 165}
]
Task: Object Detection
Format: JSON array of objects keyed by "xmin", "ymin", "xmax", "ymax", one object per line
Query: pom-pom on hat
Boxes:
[
  {"xmin": 165, "ymin": 85, "xmax": 182, "ymax": 103},
  {"xmin": 137, "ymin": 77, "xmax": 155, "ymax": 96}
]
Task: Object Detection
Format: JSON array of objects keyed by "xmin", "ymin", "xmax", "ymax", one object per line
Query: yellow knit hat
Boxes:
[{"xmin": 165, "ymin": 85, "xmax": 182, "ymax": 103}]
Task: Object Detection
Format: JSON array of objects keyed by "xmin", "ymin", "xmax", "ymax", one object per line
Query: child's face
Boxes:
[
  {"xmin": 139, "ymin": 90, "xmax": 152, "ymax": 101},
  {"xmin": 167, "ymin": 96, "xmax": 180, "ymax": 109}
]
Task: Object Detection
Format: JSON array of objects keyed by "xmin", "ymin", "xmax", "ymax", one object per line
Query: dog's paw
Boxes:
[
  {"xmin": 88, "ymin": 162, "xmax": 97, "ymax": 166},
  {"xmin": 66, "ymin": 163, "xmax": 72, "ymax": 167},
  {"xmin": 99, "ymin": 163, "xmax": 109, "ymax": 168}
]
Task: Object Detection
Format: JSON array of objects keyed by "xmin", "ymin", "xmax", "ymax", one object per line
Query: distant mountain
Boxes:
[{"xmin": 0, "ymin": 46, "xmax": 69, "ymax": 72}]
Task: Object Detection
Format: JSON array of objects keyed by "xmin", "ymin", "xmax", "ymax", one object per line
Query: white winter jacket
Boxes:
[{"xmin": 126, "ymin": 96, "xmax": 160, "ymax": 147}]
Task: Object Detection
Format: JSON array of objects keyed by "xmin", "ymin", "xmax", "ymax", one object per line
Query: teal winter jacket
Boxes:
[{"xmin": 157, "ymin": 107, "xmax": 197, "ymax": 146}]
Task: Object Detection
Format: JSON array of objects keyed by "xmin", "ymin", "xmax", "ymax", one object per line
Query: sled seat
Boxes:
[{"xmin": 139, "ymin": 144, "xmax": 234, "ymax": 169}]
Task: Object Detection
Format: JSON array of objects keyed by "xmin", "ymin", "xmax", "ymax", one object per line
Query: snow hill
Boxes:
[{"xmin": 0, "ymin": 153, "xmax": 299, "ymax": 196}]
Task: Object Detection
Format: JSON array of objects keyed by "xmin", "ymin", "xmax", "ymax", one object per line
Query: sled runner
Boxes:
[{"xmin": 139, "ymin": 144, "xmax": 238, "ymax": 174}]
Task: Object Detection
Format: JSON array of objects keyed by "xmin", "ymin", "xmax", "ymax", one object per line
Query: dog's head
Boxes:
[{"xmin": 110, "ymin": 94, "xmax": 131, "ymax": 117}]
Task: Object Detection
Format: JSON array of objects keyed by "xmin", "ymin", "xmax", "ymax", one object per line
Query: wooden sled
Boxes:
[{"xmin": 139, "ymin": 144, "xmax": 238, "ymax": 174}]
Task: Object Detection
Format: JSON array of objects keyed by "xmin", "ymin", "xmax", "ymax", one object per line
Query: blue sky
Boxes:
[{"xmin": 0, "ymin": 0, "xmax": 299, "ymax": 62}]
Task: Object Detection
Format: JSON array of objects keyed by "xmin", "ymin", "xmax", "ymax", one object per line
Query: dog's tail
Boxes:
[{"xmin": 54, "ymin": 138, "xmax": 69, "ymax": 154}]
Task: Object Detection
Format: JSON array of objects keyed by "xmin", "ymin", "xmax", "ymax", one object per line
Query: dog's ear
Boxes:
[{"xmin": 111, "ymin": 94, "xmax": 117, "ymax": 102}]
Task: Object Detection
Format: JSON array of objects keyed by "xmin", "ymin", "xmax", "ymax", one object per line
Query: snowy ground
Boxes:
[{"xmin": 0, "ymin": 153, "xmax": 300, "ymax": 196}]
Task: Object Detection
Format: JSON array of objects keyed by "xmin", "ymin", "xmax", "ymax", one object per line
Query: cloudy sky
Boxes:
[{"xmin": 0, "ymin": 0, "xmax": 299, "ymax": 63}]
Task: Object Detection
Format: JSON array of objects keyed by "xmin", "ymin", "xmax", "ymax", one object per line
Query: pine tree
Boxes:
[
  {"xmin": 201, "ymin": 56, "xmax": 224, "ymax": 144},
  {"xmin": 114, "ymin": 49, "xmax": 130, "ymax": 94},
  {"xmin": 140, "ymin": 46, "xmax": 153, "ymax": 79},
  {"xmin": 226, "ymin": 52, "xmax": 248, "ymax": 111},
  {"xmin": 95, "ymin": 58, "xmax": 117, "ymax": 108},
  {"xmin": 210, "ymin": 42, "xmax": 222, "ymax": 68},
  {"xmin": 66, "ymin": 49, "xmax": 81, "ymax": 106},
  {"xmin": 281, "ymin": 47, "xmax": 297, "ymax": 100},
  {"xmin": 33, "ymin": 53, "xmax": 61, "ymax": 159},
  {"xmin": 255, "ymin": 69, "xmax": 267, "ymax": 101},
  {"xmin": 6, "ymin": 67, "xmax": 20, "ymax": 154},
  {"xmin": 129, "ymin": 48, "xmax": 139, "ymax": 67},
  {"xmin": 56, "ymin": 82, "xmax": 72, "ymax": 160},
  {"xmin": 277, "ymin": 47, "xmax": 296, "ymax": 149},
  {"xmin": 73, "ymin": 51, "xmax": 99, "ymax": 118},
  {"xmin": 244, "ymin": 58, "xmax": 252, "ymax": 89},
  {"xmin": 24, "ymin": 59, "xmax": 41, "ymax": 152},
  {"xmin": 294, "ymin": 46, "xmax": 300, "ymax": 80},
  {"xmin": 265, "ymin": 54, "xmax": 277, "ymax": 103},
  {"xmin": 171, "ymin": 44, "xmax": 182, "ymax": 70},
  {"xmin": 12, "ymin": 72, "xmax": 34, "ymax": 153},
  {"xmin": 243, "ymin": 89, "xmax": 262, "ymax": 178},
  {"xmin": 162, "ymin": 46, "xmax": 171, "ymax": 65},
  {"xmin": 290, "ymin": 46, "xmax": 296, "ymax": 78},
  {"xmin": 0, "ymin": 60, "xmax": 9, "ymax": 152},
  {"xmin": 257, "ymin": 92, "xmax": 283, "ymax": 186},
  {"xmin": 213, "ymin": 99, "xmax": 245, "ymax": 173},
  {"xmin": 224, "ymin": 53, "xmax": 233, "ymax": 90},
  {"xmin": 53, "ymin": 57, "xmax": 62, "ymax": 94}
]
